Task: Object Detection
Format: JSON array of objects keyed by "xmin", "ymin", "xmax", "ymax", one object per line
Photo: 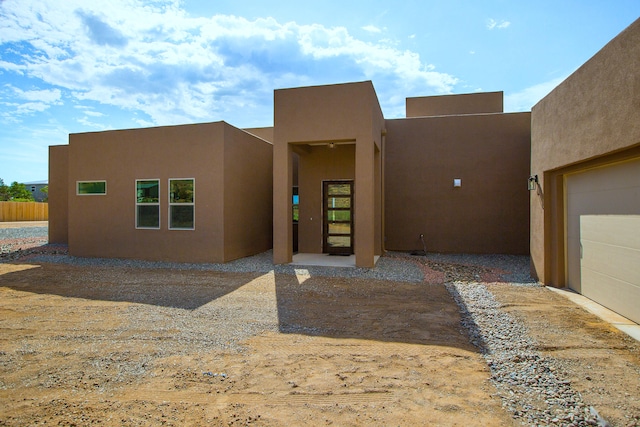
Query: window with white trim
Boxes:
[
  {"xmin": 169, "ymin": 178, "xmax": 194, "ymax": 230},
  {"xmin": 136, "ymin": 179, "xmax": 160, "ymax": 229},
  {"xmin": 77, "ymin": 181, "xmax": 106, "ymax": 195}
]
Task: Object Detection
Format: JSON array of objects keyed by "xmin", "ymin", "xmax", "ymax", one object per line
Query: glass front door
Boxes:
[{"xmin": 323, "ymin": 181, "xmax": 354, "ymax": 255}]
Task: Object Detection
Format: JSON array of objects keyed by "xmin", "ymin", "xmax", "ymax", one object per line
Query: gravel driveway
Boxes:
[{"xmin": 1, "ymin": 223, "xmax": 639, "ymax": 426}]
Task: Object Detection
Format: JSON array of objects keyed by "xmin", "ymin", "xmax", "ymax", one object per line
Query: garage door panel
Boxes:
[
  {"xmin": 566, "ymin": 212, "xmax": 581, "ymax": 239},
  {"xmin": 581, "ymin": 239, "xmax": 640, "ymax": 288},
  {"xmin": 581, "ymin": 215, "xmax": 640, "ymax": 249},
  {"xmin": 581, "ymin": 242, "xmax": 640, "ymax": 284},
  {"xmin": 581, "ymin": 269, "xmax": 640, "ymax": 324},
  {"xmin": 580, "ymin": 215, "xmax": 640, "ymax": 323},
  {"xmin": 567, "ymin": 188, "xmax": 640, "ymax": 214},
  {"xmin": 566, "ymin": 240, "xmax": 582, "ymax": 292},
  {"xmin": 567, "ymin": 160, "xmax": 640, "ymax": 193},
  {"xmin": 565, "ymin": 158, "xmax": 640, "ymax": 320}
]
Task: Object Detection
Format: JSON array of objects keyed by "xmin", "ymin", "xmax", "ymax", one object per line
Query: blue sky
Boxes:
[{"xmin": 1, "ymin": 1, "xmax": 638, "ymax": 183}]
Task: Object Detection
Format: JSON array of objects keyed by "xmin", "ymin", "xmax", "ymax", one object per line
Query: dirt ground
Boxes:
[
  {"xmin": 0, "ymin": 256, "xmax": 639, "ymax": 425},
  {"xmin": 490, "ymin": 284, "xmax": 640, "ymax": 426}
]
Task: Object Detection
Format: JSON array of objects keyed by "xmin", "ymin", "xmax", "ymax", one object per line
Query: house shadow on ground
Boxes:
[
  {"xmin": 0, "ymin": 254, "xmax": 493, "ymax": 352},
  {"xmin": 0, "ymin": 262, "xmax": 261, "ymax": 310},
  {"xmin": 273, "ymin": 272, "xmax": 480, "ymax": 351}
]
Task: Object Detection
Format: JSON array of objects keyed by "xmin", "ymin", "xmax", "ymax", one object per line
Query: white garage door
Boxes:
[{"xmin": 565, "ymin": 158, "xmax": 640, "ymax": 324}]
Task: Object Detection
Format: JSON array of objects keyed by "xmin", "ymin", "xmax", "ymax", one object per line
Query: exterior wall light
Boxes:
[
  {"xmin": 328, "ymin": 142, "xmax": 335, "ymax": 149},
  {"xmin": 528, "ymin": 175, "xmax": 538, "ymax": 191},
  {"xmin": 453, "ymin": 178, "xmax": 461, "ymax": 188}
]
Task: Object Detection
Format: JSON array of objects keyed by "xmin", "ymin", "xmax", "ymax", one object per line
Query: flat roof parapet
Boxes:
[{"xmin": 406, "ymin": 91, "xmax": 504, "ymax": 118}]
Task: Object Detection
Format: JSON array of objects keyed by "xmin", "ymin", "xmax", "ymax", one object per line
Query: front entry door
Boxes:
[{"xmin": 323, "ymin": 181, "xmax": 354, "ymax": 255}]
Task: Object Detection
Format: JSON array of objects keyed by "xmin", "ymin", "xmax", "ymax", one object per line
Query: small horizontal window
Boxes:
[{"xmin": 77, "ymin": 181, "xmax": 106, "ymax": 195}]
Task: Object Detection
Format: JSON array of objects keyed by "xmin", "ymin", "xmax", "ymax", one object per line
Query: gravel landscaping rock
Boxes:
[
  {"xmin": 447, "ymin": 281, "xmax": 610, "ymax": 426},
  {"xmin": 0, "ymin": 226, "xmax": 49, "ymax": 259},
  {"xmin": 28, "ymin": 250, "xmax": 427, "ymax": 283}
]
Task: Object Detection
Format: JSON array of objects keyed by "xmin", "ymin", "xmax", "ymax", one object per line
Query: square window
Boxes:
[
  {"xmin": 170, "ymin": 179, "xmax": 194, "ymax": 203},
  {"xmin": 170, "ymin": 205, "xmax": 194, "ymax": 229},
  {"xmin": 137, "ymin": 205, "xmax": 160, "ymax": 228},
  {"xmin": 137, "ymin": 180, "xmax": 159, "ymax": 203}
]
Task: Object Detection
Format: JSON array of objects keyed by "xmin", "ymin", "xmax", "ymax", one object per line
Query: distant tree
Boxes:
[
  {"xmin": 41, "ymin": 185, "xmax": 48, "ymax": 202},
  {"xmin": 0, "ymin": 178, "xmax": 9, "ymax": 201},
  {"xmin": 8, "ymin": 181, "xmax": 34, "ymax": 201}
]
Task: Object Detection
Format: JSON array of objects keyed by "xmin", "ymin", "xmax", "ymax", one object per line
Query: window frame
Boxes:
[
  {"xmin": 168, "ymin": 178, "xmax": 195, "ymax": 230},
  {"xmin": 76, "ymin": 180, "xmax": 107, "ymax": 196},
  {"xmin": 135, "ymin": 179, "xmax": 161, "ymax": 230}
]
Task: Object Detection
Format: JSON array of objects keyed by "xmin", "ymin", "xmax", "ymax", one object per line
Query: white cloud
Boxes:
[
  {"xmin": 16, "ymin": 101, "xmax": 52, "ymax": 114},
  {"xmin": 0, "ymin": 0, "xmax": 459, "ymax": 126},
  {"xmin": 362, "ymin": 25, "xmax": 382, "ymax": 33},
  {"xmin": 10, "ymin": 86, "xmax": 62, "ymax": 103},
  {"xmin": 77, "ymin": 115, "xmax": 107, "ymax": 129},
  {"xmin": 504, "ymin": 76, "xmax": 567, "ymax": 112},
  {"xmin": 0, "ymin": 60, "xmax": 24, "ymax": 72},
  {"xmin": 0, "ymin": 85, "xmax": 62, "ymax": 120},
  {"xmin": 487, "ymin": 19, "xmax": 511, "ymax": 30},
  {"xmin": 134, "ymin": 118, "xmax": 155, "ymax": 127}
]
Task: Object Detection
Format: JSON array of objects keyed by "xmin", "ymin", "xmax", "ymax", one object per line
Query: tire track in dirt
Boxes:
[{"xmin": 115, "ymin": 388, "xmax": 397, "ymax": 407}]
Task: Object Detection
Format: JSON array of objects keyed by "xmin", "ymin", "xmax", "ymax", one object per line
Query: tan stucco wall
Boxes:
[
  {"xmin": 273, "ymin": 81, "xmax": 384, "ymax": 267},
  {"xmin": 67, "ymin": 123, "xmax": 224, "ymax": 263},
  {"xmin": 531, "ymin": 18, "xmax": 640, "ymax": 284},
  {"xmin": 243, "ymin": 127, "xmax": 274, "ymax": 143},
  {"xmin": 274, "ymin": 82, "xmax": 381, "ymax": 144},
  {"xmin": 223, "ymin": 127, "xmax": 273, "ymax": 261},
  {"xmin": 384, "ymin": 112, "xmax": 531, "ymax": 254},
  {"xmin": 65, "ymin": 122, "xmax": 272, "ymax": 263},
  {"xmin": 406, "ymin": 91, "xmax": 503, "ymax": 118},
  {"xmin": 48, "ymin": 145, "xmax": 69, "ymax": 244}
]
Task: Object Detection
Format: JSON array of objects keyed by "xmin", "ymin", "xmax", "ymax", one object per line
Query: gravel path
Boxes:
[
  {"xmin": 448, "ymin": 282, "xmax": 610, "ymax": 427},
  {"xmin": 0, "ymin": 226, "xmax": 48, "ymax": 257},
  {"xmin": 0, "ymin": 224, "xmax": 616, "ymax": 426}
]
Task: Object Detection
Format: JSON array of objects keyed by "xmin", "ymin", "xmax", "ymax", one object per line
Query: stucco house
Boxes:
[
  {"xmin": 47, "ymin": 16, "xmax": 639, "ymax": 333},
  {"xmin": 49, "ymin": 83, "xmax": 530, "ymax": 267},
  {"xmin": 49, "ymin": 121, "xmax": 273, "ymax": 263},
  {"xmin": 530, "ymin": 18, "xmax": 640, "ymax": 323},
  {"xmin": 272, "ymin": 83, "xmax": 530, "ymax": 267}
]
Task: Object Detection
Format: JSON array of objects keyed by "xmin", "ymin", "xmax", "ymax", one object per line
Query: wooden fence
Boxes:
[{"xmin": 0, "ymin": 202, "xmax": 49, "ymax": 222}]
